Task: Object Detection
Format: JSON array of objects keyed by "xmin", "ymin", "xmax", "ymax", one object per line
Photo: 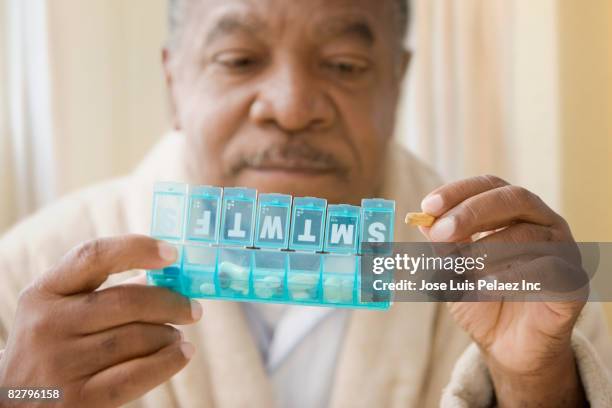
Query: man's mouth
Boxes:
[
  {"xmin": 230, "ymin": 144, "xmax": 350, "ymax": 180},
  {"xmin": 245, "ymin": 159, "xmax": 339, "ymax": 174}
]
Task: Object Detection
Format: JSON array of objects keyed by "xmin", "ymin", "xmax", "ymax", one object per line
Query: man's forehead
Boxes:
[{"xmin": 191, "ymin": 0, "xmax": 397, "ymax": 43}]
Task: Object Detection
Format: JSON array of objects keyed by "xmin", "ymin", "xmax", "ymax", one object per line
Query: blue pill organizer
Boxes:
[{"xmin": 147, "ymin": 182, "xmax": 395, "ymax": 310}]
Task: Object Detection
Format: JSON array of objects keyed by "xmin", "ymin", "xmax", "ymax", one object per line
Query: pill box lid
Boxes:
[
  {"xmin": 191, "ymin": 185, "xmax": 223, "ymax": 197},
  {"xmin": 327, "ymin": 204, "xmax": 360, "ymax": 216},
  {"xmin": 361, "ymin": 198, "xmax": 395, "ymax": 211},
  {"xmin": 258, "ymin": 193, "xmax": 292, "ymax": 206},
  {"xmin": 293, "ymin": 197, "xmax": 327, "ymax": 209},
  {"xmin": 223, "ymin": 187, "xmax": 257, "ymax": 200},
  {"xmin": 154, "ymin": 181, "xmax": 188, "ymax": 194}
]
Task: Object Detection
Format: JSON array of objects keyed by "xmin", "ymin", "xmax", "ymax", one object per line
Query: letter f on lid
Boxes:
[{"xmin": 186, "ymin": 186, "xmax": 223, "ymax": 243}]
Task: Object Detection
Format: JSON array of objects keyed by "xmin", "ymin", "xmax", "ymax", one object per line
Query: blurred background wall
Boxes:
[{"xmin": 0, "ymin": 0, "xmax": 611, "ymax": 317}]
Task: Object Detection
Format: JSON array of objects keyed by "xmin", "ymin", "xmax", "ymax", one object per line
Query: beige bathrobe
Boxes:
[{"xmin": 1, "ymin": 134, "xmax": 611, "ymax": 407}]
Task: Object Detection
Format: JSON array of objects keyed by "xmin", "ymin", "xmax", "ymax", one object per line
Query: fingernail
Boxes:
[
  {"xmin": 429, "ymin": 217, "xmax": 456, "ymax": 241},
  {"xmin": 158, "ymin": 242, "xmax": 178, "ymax": 262},
  {"xmin": 190, "ymin": 300, "xmax": 203, "ymax": 320},
  {"xmin": 421, "ymin": 194, "xmax": 444, "ymax": 215},
  {"xmin": 180, "ymin": 342, "xmax": 195, "ymax": 359}
]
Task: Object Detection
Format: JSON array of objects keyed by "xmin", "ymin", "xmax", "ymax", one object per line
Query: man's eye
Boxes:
[
  {"xmin": 323, "ymin": 59, "xmax": 370, "ymax": 77},
  {"xmin": 213, "ymin": 52, "xmax": 259, "ymax": 71}
]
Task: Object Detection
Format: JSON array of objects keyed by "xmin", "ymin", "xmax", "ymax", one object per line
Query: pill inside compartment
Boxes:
[
  {"xmin": 251, "ymin": 250, "xmax": 287, "ymax": 300},
  {"xmin": 355, "ymin": 264, "xmax": 393, "ymax": 308},
  {"xmin": 358, "ymin": 241, "xmax": 394, "ymax": 307},
  {"xmin": 322, "ymin": 254, "xmax": 358, "ymax": 305},
  {"xmin": 217, "ymin": 248, "xmax": 252, "ymax": 298},
  {"xmin": 148, "ymin": 243, "xmax": 183, "ymax": 291},
  {"xmin": 287, "ymin": 252, "xmax": 322, "ymax": 302},
  {"xmin": 181, "ymin": 244, "xmax": 218, "ymax": 297}
]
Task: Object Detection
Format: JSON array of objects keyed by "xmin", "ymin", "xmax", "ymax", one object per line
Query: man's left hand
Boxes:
[{"xmin": 420, "ymin": 175, "xmax": 587, "ymax": 408}]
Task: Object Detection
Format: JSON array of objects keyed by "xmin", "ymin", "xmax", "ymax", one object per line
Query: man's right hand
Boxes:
[{"xmin": 0, "ymin": 235, "xmax": 202, "ymax": 407}]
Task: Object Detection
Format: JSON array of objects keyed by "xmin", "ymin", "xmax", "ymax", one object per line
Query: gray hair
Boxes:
[{"xmin": 167, "ymin": 0, "xmax": 410, "ymax": 48}]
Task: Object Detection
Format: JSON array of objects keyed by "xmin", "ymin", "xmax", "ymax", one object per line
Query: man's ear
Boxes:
[{"xmin": 162, "ymin": 48, "xmax": 181, "ymax": 131}]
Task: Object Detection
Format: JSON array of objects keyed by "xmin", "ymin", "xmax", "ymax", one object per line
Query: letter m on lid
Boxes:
[{"xmin": 324, "ymin": 204, "xmax": 360, "ymax": 254}]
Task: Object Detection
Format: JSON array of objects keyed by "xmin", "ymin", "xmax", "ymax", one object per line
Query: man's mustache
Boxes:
[{"xmin": 229, "ymin": 143, "xmax": 350, "ymax": 179}]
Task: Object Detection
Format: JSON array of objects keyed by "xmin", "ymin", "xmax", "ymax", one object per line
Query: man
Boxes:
[{"xmin": 0, "ymin": 0, "xmax": 611, "ymax": 407}]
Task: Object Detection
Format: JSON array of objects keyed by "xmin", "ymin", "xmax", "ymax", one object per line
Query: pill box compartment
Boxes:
[
  {"xmin": 148, "ymin": 242, "xmax": 183, "ymax": 290},
  {"xmin": 287, "ymin": 252, "xmax": 322, "ymax": 302},
  {"xmin": 253, "ymin": 250, "xmax": 287, "ymax": 300},
  {"xmin": 357, "ymin": 244, "xmax": 393, "ymax": 308},
  {"xmin": 217, "ymin": 247, "xmax": 252, "ymax": 298},
  {"xmin": 322, "ymin": 254, "xmax": 357, "ymax": 305},
  {"xmin": 181, "ymin": 244, "xmax": 218, "ymax": 297}
]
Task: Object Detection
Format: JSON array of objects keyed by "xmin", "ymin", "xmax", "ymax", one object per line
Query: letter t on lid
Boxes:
[
  {"xmin": 220, "ymin": 187, "xmax": 257, "ymax": 247},
  {"xmin": 289, "ymin": 197, "xmax": 327, "ymax": 252}
]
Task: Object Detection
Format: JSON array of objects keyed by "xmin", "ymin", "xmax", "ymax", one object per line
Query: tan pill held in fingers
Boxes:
[{"xmin": 404, "ymin": 212, "xmax": 436, "ymax": 227}]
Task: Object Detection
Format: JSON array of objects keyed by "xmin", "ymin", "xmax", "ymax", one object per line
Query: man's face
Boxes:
[{"xmin": 165, "ymin": 0, "xmax": 407, "ymax": 204}]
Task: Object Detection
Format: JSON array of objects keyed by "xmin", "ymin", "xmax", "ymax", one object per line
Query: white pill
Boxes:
[
  {"xmin": 324, "ymin": 277, "xmax": 354, "ymax": 303},
  {"xmin": 288, "ymin": 274, "xmax": 318, "ymax": 290},
  {"xmin": 263, "ymin": 275, "xmax": 282, "ymax": 288},
  {"xmin": 291, "ymin": 290, "xmax": 312, "ymax": 300},
  {"xmin": 324, "ymin": 276, "xmax": 341, "ymax": 288},
  {"xmin": 255, "ymin": 287, "xmax": 273, "ymax": 298},
  {"xmin": 255, "ymin": 275, "xmax": 283, "ymax": 298},
  {"xmin": 218, "ymin": 261, "xmax": 249, "ymax": 294},
  {"xmin": 199, "ymin": 283, "xmax": 216, "ymax": 295},
  {"xmin": 220, "ymin": 261, "xmax": 249, "ymax": 280},
  {"xmin": 230, "ymin": 282, "xmax": 249, "ymax": 295}
]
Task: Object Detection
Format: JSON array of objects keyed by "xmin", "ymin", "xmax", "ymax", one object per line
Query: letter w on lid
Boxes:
[
  {"xmin": 255, "ymin": 193, "xmax": 292, "ymax": 249},
  {"xmin": 290, "ymin": 197, "xmax": 327, "ymax": 252},
  {"xmin": 324, "ymin": 204, "xmax": 361, "ymax": 254},
  {"xmin": 220, "ymin": 187, "xmax": 257, "ymax": 247}
]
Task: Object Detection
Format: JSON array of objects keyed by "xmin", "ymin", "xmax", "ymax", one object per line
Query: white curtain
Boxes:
[
  {"xmin": 0, "ymin": 0, "xmax": 168, "ymax": 233},
  {"xmin": 1, "ymin": 0, "xmax": 57, "ymax": 232},
  {"xmin": 397, "ymin": 0, "xmax": 515, "ymax": 183}
]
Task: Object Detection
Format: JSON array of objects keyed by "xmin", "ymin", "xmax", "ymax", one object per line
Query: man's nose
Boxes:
[{"xmin": 250, "ymin": 63, "xmax": 335, "ymax": 132}]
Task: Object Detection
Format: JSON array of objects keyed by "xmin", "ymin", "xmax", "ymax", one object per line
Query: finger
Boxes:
[
  {"xmin": 41, "ymin": 235, "xmax": 178, "ymax": 296},
  {"xmin": 428, "ymin": 185, "xmax": 563, "ymax": 242},
  {"xmin": 74, "ymin": 323, "xmax": 182, "ymax": 375},
  {"xmin": 418, "ymin": 226, "xmax": 474, "ymax": 245},
  {"xmin": 469, "ymin": 223, "xmax": 581, "ymax": 273},
  {"xmin": 81, "ymin": 341, "xmax": 194, "ymax": 407},
  {"xmin": 476, "ymin": 223, "xmax": 558, "ymax": 244},
  {"xmin": 421, "ymin": 175, "xmax": 510, "ymax": 216},
  {"xmin": 74, "ymin": 285, "xmax": 202, "ymax": 333}
]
